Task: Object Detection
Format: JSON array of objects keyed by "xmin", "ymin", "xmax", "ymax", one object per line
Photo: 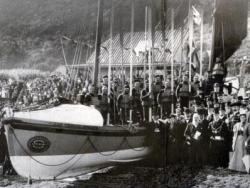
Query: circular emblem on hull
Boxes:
[{"xmin": 27, "ymin": 136, "xmax": 51, "ymax": 153}]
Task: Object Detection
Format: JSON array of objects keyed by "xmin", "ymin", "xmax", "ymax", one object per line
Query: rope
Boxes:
[
  {"xmin": 87, "ymin": 136, "xmax": 126, "ymax": 156},
  {"xmin": 124, "ymin": 136, "xmax": 146, "ymax": 152},
  {"xmin": 10, "ymin": 126, "xmax": 90, "ymax": 167}
]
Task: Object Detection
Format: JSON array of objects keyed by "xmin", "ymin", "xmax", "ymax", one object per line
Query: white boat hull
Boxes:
[{"xmin": 3, "ymin": 119, "xmax": 150, "ymax": 180}]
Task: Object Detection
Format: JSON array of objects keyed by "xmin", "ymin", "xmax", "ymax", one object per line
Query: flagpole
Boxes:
[
  {"xmin": 171, "ymin": 8, "xmax": 174, "ymax": 114},
  {"xmin": 129, "ymin": 0, "xmax": 135, "ymax": 123},
  {"xmin": 188, "ymin": 0, "xmax": 193, "ymax": 97},
  {"xmin": 200, "ymin": 8, "xmax": 204, "ymax": 77},
  {"xmin": 107, "ymin": 0, "xmax": 114, "ymax": 126}
]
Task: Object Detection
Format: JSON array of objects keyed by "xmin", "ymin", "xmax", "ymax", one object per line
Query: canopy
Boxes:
[{"xmin": 14, "ymin": 104, "xmax": 104, "ymax": 127}]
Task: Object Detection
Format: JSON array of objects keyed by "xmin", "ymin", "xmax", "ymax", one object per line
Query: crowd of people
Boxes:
[{"xmin": 0, "ymin": 69, "xmax": 250, "ymax": 173}]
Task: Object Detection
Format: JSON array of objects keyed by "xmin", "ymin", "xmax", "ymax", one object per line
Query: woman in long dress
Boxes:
[{"xmin": 229, "ymin": 113, "xmax": 248, "ymax": 172}]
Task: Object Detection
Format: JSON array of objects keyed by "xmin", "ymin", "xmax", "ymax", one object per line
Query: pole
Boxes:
[
  {"xmin": 107, "ymin": 0, "xmax": 114, "ymax": 126},
  {"xmin": 200, "ymin": 8, "xmax": 204, "ymax": 77},
  {"xmin": 93, "ymin": 0, "xmax": 104, "ymax": 94},
  {"xmin": 161, "ymin": 0, "xmax": 167, "ymax": 81},
  {"xmin": 188, "ymin": 0, "xmax": 193, "ymax": 95},
  {"xmin": 129, "ymin": 0, "xmax": 135, "ymax": 123},
  {"xmin": 209, "ymin": 0, "xmax": 216, "ymax": 72},
  {"xmin": 144, "ymin": 6, "xmax": 148, "ymax": 88},
  {"xmin": 171, "ymin": 8, "xmax": 174, "ymax": 114},
  {"xmin": 179, "ymin": 22, "xmax": 184, "ymax": 79},
  {"xmin": 148, "ymin": 5, "xmax": 152, "ymax": 123}
]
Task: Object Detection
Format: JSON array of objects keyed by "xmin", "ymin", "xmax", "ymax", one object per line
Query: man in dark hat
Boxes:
[
  {"xmin": 184, "ymin": 107, "xmax": 192, "ymax": 124},
  {"xmin": 197, "ymin": 107, "xmax": 210, "ymax": 164},
  {"xmin": 208, "ymin": 103, "xmax": 230, "ymax": 167}
]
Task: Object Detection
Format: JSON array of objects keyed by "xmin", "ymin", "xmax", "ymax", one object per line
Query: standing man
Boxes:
[
  {"xmin": 152, "ymin": 75, "xmax": 163, "ymax": 116},
  {"xmin": 157, "ymin": 79, "xmax": 173, "ymax": 117},
  {"xmin": 176, "ymin": 73, "xmax": 194, "ymax": 110},
  {"xmin": 141, "ymin": 81, "xmax": 151, "ymax": 122},
  {"xmin": 117, "ymin": 85, "xmax": 130, "ymax": 124}
]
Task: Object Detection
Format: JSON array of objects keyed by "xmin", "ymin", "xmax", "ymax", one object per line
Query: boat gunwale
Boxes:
[{"xmin": 2, "ymin": 117, "xmax": 148, "ymax": 136}]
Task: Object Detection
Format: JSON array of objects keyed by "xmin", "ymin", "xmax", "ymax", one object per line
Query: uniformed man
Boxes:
[
  {"xmin": 132, "ymin": 79, "xmax": 143, "ymax": 123},
  {"xmin": 172, "ymin": 107, "xmax": 187, "ymax": 163},
  {"xmin": 212, "ymin": 57, "xmax": 227, "ymax": 90},
  {"xmin": 157, "ymin": 79, "xmax": 173, "ymax": 117},
  {"xmin": 99, "ymin": 85, "xmax": 109, "ymax": 125},
  {"xmin": 208, "ymin": 104, "xmax": 230, "ymax": 167},
  {"xmin": 176, "ymin": 73, "xmax": 194, "ymax": 110},
  {"xmin": 192, "ymin": 74, "xmax": 200, "ymax": 95},
  {"xmin": 152, "ymin": 75, "xmax": 163, "ymax": 115},
  {"xmin": 197, "ymin": 107, "xmax": 211, "ymax": 164},
  {"xmin": 117, "ymin": 85, "xmax": 131, "ymax": 124},
  {"xmin": 141, "ymin": 81, "xmax": 151, "ymax": 122},
  {"xmin": 209, "ymin": 83, "xmax": 222, "ymax": 104}
]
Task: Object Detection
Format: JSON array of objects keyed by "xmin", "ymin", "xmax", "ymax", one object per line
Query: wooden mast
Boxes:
[
  {"xmin": 107, "ymin": 0, "xmax": 114, "ymax": 125},
  {"xmin": 148, "ymin": 4, "xmax": 153, "ymax": 123},
  {"xmin": 208, "ymin": 0, "xmax": 216, "ymax": 72},
  {"xmin": 93, "ymin": 0, "xmax": 104, "ymax": 93},
  {"xmin": 188, "ymin": 0, "xmax": 194, "ymax": 96},
  {"xmin": 200, "ymin": 8, "xmax": 204, "ymax": 76},
  {"xmin": 129, "ymin": 0, "xmax": 135, "ymax": 123},
  {"xmin": 161, "ymin": 0, "xmax": 167, "ymax": 81},
  {"xmin": 144, "ymin": 6, "xmax": 148, "ymax": 88},
  {"xmin": 171, "ymin": 8, "xmax": 174, "ymax": 113}
]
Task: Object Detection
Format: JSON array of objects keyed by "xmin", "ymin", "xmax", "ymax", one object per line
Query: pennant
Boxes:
[{"xmin": 192, "ymin": 6, "xmax": 201, "ymax": 25}]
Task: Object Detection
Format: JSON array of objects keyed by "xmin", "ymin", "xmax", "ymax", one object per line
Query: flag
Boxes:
[
  {"xmin": 184, "ymin": 42, "xmax": 200, "ymax": 72},
  {"xmin": 192, "ymin": 6, "xmax": 201, "ymax": 25}
]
